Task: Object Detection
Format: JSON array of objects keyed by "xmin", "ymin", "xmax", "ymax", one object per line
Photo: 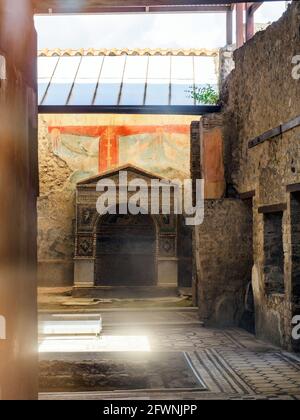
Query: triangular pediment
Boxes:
[{"xmin": 77, "ymin": 164, "xmax": 169, "ymax": 186}]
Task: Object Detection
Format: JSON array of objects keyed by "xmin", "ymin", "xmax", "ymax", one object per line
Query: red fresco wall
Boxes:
[{"xmin": 48, "ymin": 124, "xmax": 190, "ymax": 174}]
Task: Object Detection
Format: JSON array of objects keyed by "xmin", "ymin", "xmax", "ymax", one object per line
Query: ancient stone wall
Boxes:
[
  {"xmin": 195, "ymin": 200, "xmax": 253, "ymax": 327},
  {"xmin": 37, "ymin": 114, "xmax": 196, "ymax": 286},
  {"xmin": 222, "ymin": 1, "xmax": 300, "ymax": 349},
  {"xmin": 0, "ymin": 0, "xmax": 38, "ymax": 399},
  {"xmin": 38, "ymin": 116, "xmax": 75, "ymax": 286}
]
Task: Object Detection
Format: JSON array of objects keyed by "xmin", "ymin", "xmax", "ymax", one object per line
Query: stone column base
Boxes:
[
  {"xmin": 157, "ymin": 259, "xmax": 178, "ymax": 287},
  {"xmin": 74, "ymin": 259, "xmax": 95, "ymax": 288}
]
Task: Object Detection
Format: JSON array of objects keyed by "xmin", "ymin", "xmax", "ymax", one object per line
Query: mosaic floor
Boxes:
[
  {"xmin": 39, "ymin": 309, "xmax": 300, "ymax": 400},
  {"xmin": 39, "ymin": 351, "xmax": 205, "ymax": 393}
]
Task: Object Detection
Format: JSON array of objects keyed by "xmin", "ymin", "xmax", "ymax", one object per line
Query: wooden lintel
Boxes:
[
  {"xmin": 258, "ymin": 203, "xmax": 287, "ymax": 214},
  {"xmin": 287, "ymin": 184, "xmax": 300, "ymax": 193},
  {"xmin": 239, "ymin": 190, "xmax": 256, "ymax": 200}
]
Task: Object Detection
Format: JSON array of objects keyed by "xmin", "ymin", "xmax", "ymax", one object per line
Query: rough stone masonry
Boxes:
[{"xmin": 222, "ymin": 1, "xmax": 300, "ymax": 350}]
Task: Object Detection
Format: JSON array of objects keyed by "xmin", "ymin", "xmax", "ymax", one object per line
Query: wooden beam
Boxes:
[
  {"xmin": 287, "ymin": 184, "xmax": 300, "ymax": 193},
  {"xmin": 226, "ymin": 8, "xmax": 233, "ymax": 45},
  {"xmin": 146, "ymin": 5, "xmax": 230, "ymax": 13},
  {"xmin": 258, "ymin": 203, "xmax": 287, "ymax": 214},
  {"xmin": 236, "ymin": 3, "xmax": 245, "ymax": 48},
  {"xmin": 248, "ymin": 115, "xmax": 300, "ymax": 149},
  {"xmin": 248, "ymin": 126, "xmax": 282, "ymax": 148},
  {"xmin": 35, "ymin": 5, "xmax": 232, "ymax": 14},
  {"xmin": 246, "ymin": 3, "xmax": 255, "ymax": 41},
  {"xmin": 239, "ymin": 190, "xmax": 256, "ymax": 200},
  {"xmin": 33, "ymin": 1, "xmax": 268, "ymax": 14}
]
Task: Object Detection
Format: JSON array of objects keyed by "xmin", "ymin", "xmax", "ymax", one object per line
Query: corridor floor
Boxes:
[{"xmin": 39, "ymin": 308, "xmax": 300, "ymax": 400}]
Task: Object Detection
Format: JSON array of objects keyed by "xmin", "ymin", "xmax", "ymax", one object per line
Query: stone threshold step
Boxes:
[
  {"xmin": 39, "ymin": 388, "xmax": 211, "ymax": 401},
  {"xmin": 102, "ymin": 321, "xmax": 204, "ymax": 328},
  {"xmin": 72, "ymin": 286, "xmax": 183, "ymax": 299},
  {"xmin": 39, "ymin": 307, "xmax": 198, "ymax": 315}
]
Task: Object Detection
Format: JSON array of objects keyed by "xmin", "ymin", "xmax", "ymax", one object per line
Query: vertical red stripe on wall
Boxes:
[
  {"xmin": 99, "ymin": 128, "xmax": 120, "ymax": 173},
  {"xmin": 99, "ymin": 137, "xmax": 108, "ymax": 172},
  {"xmin": 111, "ymin": 133, "xmax": 119, "ymax": 169}
]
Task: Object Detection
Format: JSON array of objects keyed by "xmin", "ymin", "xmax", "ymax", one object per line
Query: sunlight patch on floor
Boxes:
[
  {"xmin": 39, "ymin": 335, "xmax": 151, "ymax": 353},
  {"xmin": 39, "ymin": 320, "xmax": 101, "ymax": 336}
]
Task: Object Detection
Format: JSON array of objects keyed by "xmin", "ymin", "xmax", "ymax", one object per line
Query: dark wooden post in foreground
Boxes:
[{"xmin": 0, "ymin": 0, "xmax": 38, "ymax": 400}]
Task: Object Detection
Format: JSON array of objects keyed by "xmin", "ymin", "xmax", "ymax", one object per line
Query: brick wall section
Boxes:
[
  {"xmin": 190, "ymin": 121, "xmax": 202, "ymax": 205},
  {"xmin": 222, "ymin": 1, "xmax": 300, "ymax": 349},
  {"xmin": 190, "ymin": 121, "xmax": 202, "ymax": 180},
  {"xmin": 195, "ymin": 199, "xmax": 253, "ymax": 326}
]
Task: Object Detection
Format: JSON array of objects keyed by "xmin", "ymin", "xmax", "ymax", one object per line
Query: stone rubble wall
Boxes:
[
  {"xmin": 195, "ymin": 199, "xmax": 253, "ymax": 327},
  {"xmin": 38, "ymin": 116, "xmax": 75, "ymax": 286},
  {"xmin": 193, "ymin": 113, "xmax": 253, "ymax": 328},
  {"xmin": 222, "ymin": 1, "xmax": 300, "ymax": 349}
]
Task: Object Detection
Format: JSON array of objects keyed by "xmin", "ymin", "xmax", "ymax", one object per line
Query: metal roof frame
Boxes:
[
  {"xmin": 35, "ymin": 1, "xmax": 271, "ymax": 113},
  {"xmin": 38, "ymin": 51, "xmax": 219, "ymax": 109},
  {"xmin": 38, "ymin": 104, "xmax": 221, "ymax": 115}
]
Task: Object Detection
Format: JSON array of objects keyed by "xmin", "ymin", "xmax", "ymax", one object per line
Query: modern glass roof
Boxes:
[{"xmin": 38, "ymin": 51, "xmax": 219, "ymax": 107}]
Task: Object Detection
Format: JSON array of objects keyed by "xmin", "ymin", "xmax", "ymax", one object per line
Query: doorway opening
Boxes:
[
  {"xmin": 95, "ymin": 213, "xmax": 157, "ymax": 287},
  {"xmin": 290, "ymin": 191, "xmax": 300, "ymax": 352},
  {"xmin": 264, "ymin": 211, "xmax": 285, "ymax": 295},
  {"xmin": 240, "ymin": 196, "xmax": 255, "ymax": 334}
]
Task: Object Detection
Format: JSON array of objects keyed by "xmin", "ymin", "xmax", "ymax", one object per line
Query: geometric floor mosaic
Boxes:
[{"xmin": 39, "ymin": 310, "xmax": 300, "ymax": 400}]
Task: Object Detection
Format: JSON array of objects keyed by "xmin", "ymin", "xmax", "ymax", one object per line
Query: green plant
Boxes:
[{"xmin": 186, "ymin": 84, "xmax": 219, "ymax": 105}]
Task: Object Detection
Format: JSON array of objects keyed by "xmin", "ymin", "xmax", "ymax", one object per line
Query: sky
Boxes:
[{"xmin": 35, "ymin": 2, "xmax": 289, "ymax": 50}]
